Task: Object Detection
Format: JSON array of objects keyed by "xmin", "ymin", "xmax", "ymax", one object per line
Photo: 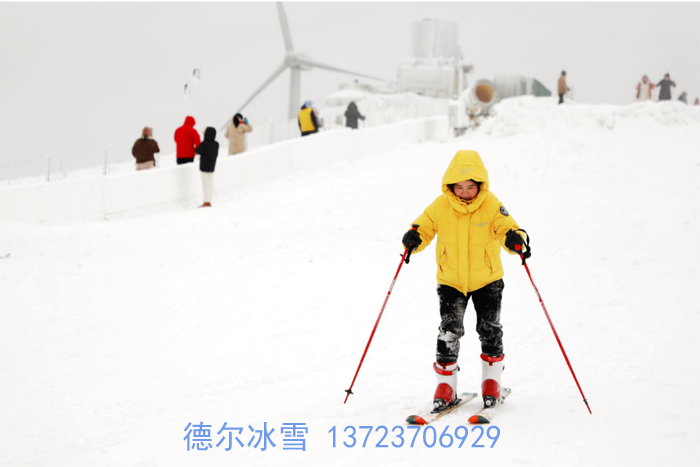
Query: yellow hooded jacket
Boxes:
[{"xmin": 411, "ymin": 150, "xmax": 523, "ymax": 294}]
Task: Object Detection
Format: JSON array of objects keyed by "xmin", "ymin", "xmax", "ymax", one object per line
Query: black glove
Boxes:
[
  {"xmin": 505, "ymin": 229, "xmax": 531, "ymax": 260},
  {"xmin": 402, "ymin": 229, "xmax": 422, "ymax": 252}
]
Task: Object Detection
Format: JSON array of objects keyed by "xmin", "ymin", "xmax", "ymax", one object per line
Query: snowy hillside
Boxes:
[{"xmin": 1, "ymin": 97, "xmax": 699, "ymax": 467}]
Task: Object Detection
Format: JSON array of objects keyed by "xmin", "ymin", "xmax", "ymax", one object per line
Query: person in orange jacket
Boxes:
[{"xmin": 557, "ymin": 71, "xmax": 569, "ymax": 105}]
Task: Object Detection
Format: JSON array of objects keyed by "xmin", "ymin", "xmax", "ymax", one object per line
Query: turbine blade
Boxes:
[
  {"xmin": 298, "ymin": 58, "xmax": 383, "ymax": 82},
  {"xmin": 220, "ymin": 61, "xmax": 288, "ymax": 132},
  {"xmin": 276, "ymin": 2, "xmax": 294, "ymax": 52}
]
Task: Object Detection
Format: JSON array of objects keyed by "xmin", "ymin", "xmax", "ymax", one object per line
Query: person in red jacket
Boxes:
[{"xmin": 174, "ymin": 116, "xmax": 201, "ymax": 164}]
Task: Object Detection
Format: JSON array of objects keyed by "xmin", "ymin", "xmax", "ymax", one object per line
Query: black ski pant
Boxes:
[
  {"xmin": 558, "ymin": 93, "xmax": 565, "ymax": 104},
  {"xmin": 177, "ymin": 157, "xmax": 194, "ymax": 165},
  {"xmin": 436, "ymin": 280, "xmax": 504, "ymax": 364}
]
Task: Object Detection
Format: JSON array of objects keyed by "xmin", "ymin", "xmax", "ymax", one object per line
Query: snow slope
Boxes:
[{"xmin": 1, "ymin": 97, "xmax": 699, "ymax": 467}]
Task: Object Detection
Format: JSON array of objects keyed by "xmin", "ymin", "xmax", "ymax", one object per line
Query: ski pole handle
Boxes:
[
  {"xmin": 511, "ymin": 229, "xmax": 531, "ymax": 265},
  {"xmin": 404, "ymin": 224, "xmax": 420, "ymax": 264}
]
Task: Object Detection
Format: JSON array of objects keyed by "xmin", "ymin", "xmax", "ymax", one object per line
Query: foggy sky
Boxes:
[{"xmin": 1, "ymin": 2, "xmax": 698, "ymax": 167}]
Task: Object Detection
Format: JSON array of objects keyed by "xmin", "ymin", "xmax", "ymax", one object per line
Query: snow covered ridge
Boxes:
[
  {"xmin": 320, "ymin": 92, "xmax": 450, "ymax": 131},
  {"xmin": 477, "ymin": 96, "xmax": 700, "ymax": 137}
]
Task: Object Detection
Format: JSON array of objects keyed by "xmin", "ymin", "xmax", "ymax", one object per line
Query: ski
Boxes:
[
  {"xmin": 406, "ymin": 392, "xmax": 479, "ymax": 425},
  {"xmin": 468, "ymin": 387, "xmax": 512, "ymax": 424}
]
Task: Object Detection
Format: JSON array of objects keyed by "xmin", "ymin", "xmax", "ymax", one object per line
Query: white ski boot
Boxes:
[{"xmin": 432, "ymin": 361, "xmax": 459, "ymax": 413}]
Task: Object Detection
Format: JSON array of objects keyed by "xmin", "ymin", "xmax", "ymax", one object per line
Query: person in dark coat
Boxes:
[
  {"xmin": 132, "ymin": 127, "xmax": 160, "ymax": 170},
  {"xmin": 677, "ymin": 91, "xmax": 688, "ymax": 104},
  {"xmin": 344, "ymin": 101, "xmax": 366, "ymax": 129},
  {"xmin": 656, "ymin": 74, "xmax": 676, "ymax": 101},
  {"xmin": 174, "ymin": 116, "xmax": 201, "ymax": 164},
  {"xmin": 298, "ymin": 100, "xmax": 319, "ymax": 136},
  {"xmin": 195, "ymin": 127, "xmax": 219, "ymax": 208}
]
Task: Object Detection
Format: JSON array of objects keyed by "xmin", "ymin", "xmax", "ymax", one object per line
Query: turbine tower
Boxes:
[{"xmin": 221, "ymin": 3, "xmax": 383, "ymax": 130}]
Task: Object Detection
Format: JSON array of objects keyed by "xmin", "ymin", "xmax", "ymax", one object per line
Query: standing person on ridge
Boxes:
[
  {"xmin": 298, "ymin": 100, "xmax": 319, "ymax": 136},
  {"xmin": 557, "ymin": 70, "xmax": 569, "ymax": 105},
  {"xmin": 224, "ymin": 113, "xmax": 253, "ymax": 155},
  {"xmin": 635, "ymin": 75, "xmax": 655, "ymax": 102},
  {"xmin": 656, "ymin": 73, "xmax": 676, "ymax": 101},
  {"xmin": 174, "ymin": 116, "xmax": 201, "ymax": 164},
  {"xmin": 195, "ymin": 127, "xmax": 219, "ymax": 208},
  {"xmin": 344, "ymin": 101, "xmax": 366, "ymax": 129},
  {"xmin": 401, "ymin": 150, "xmax": 530, "ymax": 415},
  {"xmin": 131, "ymin": 127, "xmax": 160, "ymax": 171}
]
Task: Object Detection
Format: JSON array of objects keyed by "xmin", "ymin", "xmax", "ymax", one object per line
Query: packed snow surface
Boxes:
[{"xmin": 1, "ymin": 97, "xmax": 699, "ymax": 466}]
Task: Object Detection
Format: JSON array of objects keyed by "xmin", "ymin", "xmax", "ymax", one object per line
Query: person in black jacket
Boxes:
[
  {"xmin": 656, "ymin": 73, "xmax": 676, "ymax": 101},
  {"xmin": 195, "ymin": 127, "xmax": 219, "ymax": 208},
  {"xmin": 344, "ymin": 101, "xmax": 366, "ymax": 129}
]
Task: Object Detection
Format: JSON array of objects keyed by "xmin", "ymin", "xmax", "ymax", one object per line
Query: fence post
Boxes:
[
  {"xmin": 102, "ymin": 148, "xmax": 108, "ymax": 176},
  {"xmin": 46, "ymin": 155, "xmax": 51, "ymax": 182}
]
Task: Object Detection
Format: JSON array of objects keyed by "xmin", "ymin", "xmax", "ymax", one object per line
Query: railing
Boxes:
[{"xmin": 0, "ymin": 93, "xmax": 450, "ymax": 188}]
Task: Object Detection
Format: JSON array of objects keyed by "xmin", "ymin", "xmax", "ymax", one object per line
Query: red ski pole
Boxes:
[
  {"xmin": 344, "ymin": 224, "xmax": 419, "ymax": 403},
  {"xmin": 514, "ymin": 240, "xmax": 592, "ymax": 414}
]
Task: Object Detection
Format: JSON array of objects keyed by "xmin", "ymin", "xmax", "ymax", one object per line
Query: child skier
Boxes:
[{"xmin": 401, "ymin": 149, "xmax": 530, "ymax": 414}]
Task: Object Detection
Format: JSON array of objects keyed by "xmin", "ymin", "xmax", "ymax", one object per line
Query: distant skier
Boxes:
[
  {"xmin": 195, "ymin": 127, "xmax": 219, "ymax": 208},
  {"xmin": 401, "ymin": 150, "xmax": 530, "ymax": 414},
  {"xmin": 635, "ymin": 75, "xmax": 655, "ymax": 102},
  {"xmin": 131, "ymin": 127, "xmax": 160, "ymax": 171},
  {"xmin": 656, "ymin": 73, "xmax": 676, "ymax": 101},
  {"xmin": 298, "ymin": 100, "xmax": 320, "ymax": 137},
  {"xmin": 694, "ymin": 98, "xmax": 700, "ymax": 106},
  {"xmin": 677, "ymin": 91, "xmax": 688, "ymax": 105},
  {"xmin": 174, "ymin": 116, "xmax": 201, "ymax": 164},
  {"xmin": 557, "ymin": 71, "xmax": 569, "ymax": 105},
  {"xmin": 344, "ymin": 101, "xmax": 366, "ymax": 129},
  {"xmin": 225, "ymin": 113, "xmax": 253, "ymax": 155}
]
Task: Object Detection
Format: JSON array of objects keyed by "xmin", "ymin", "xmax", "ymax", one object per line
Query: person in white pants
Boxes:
[{"xmin": 195, "ymin": 127, "xmax": 219, "ymax": 207}]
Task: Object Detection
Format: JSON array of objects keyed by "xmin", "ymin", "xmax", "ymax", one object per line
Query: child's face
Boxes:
[{"xmin": 454, "ymin": 180, "xmax": 479, "ymax": 201}]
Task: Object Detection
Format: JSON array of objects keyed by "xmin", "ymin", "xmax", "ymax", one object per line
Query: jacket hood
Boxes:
[
  {"xmin": 441, "ymin": 150, "xmax": 490, "ymax": 213},
  {"xmin": 348, "ymin": 102, "xmax": 357, "ymax": 111},
  {"xmin": 184, "ymin": 116, "xmax": 196, "ymax": 127},
  {"xmin": 204, "ymin": 127, "xmax": 216, "ymax": 141}
]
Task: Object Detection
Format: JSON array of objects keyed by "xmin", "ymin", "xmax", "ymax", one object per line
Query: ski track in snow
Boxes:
[{"xmin": 1, "ymin": 97, "xmax": 699, "ymax": 466}]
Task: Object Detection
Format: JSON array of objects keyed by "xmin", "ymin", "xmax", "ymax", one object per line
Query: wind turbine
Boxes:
[{"xmin": 221, "ymin": 2, "xmax": 383, "ymax": 131}]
